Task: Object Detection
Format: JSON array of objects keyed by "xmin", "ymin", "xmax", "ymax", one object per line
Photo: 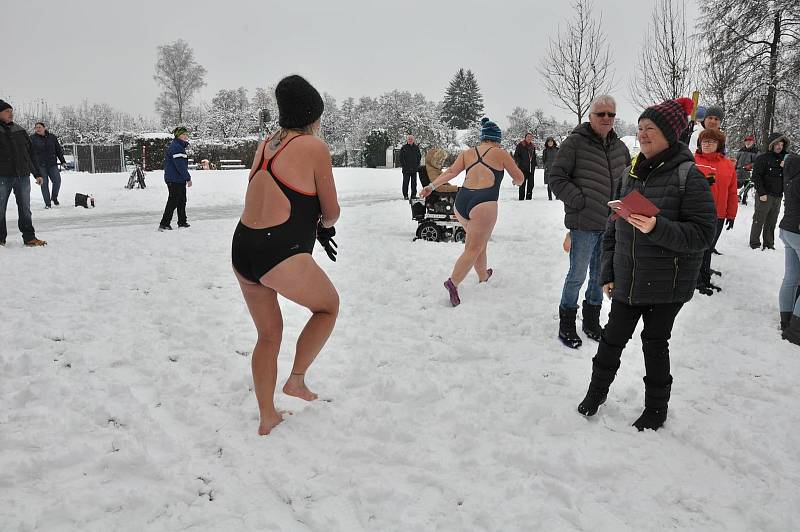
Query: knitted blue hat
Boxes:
[
  {"xmin": 479, "ymin": 117, "xmax": 501, "ymax": 142},
  {"xmin": 695, "ymin": 105, "xmax": 706, "ymax": 120}
]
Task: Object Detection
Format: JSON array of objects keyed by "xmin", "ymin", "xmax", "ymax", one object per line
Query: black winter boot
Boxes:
[
  {"xmin": 558, "ymin": 306, "xmax": 582, "ymax": 349},
  {"xmin": 780, "ymin": 312, "xmax": 792, "ymax": 331},
  {"xmin": 577, "ymin": 350, "xmax": 621, "ymax": 416},
  {"xmin": 782, "ymin": 315, "xmax": 800, "ymax": 346},
  {"xmin": 633, "ymin": 376, "xmax": 672, "ymax": 431},
  {"xmin": 581, "ymin": 301, "xmax": 603, "ymax": 341}
]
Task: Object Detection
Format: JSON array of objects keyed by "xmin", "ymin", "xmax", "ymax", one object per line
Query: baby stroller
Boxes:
[
  {"xmin": 126, "ymin": 164, "xmax": 146, "ymax": 189},
  {"xmin": 411, "ymin": 164, "xmax": 465, "ymax": 242}
]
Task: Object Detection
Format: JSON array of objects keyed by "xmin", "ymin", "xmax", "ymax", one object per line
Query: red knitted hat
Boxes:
[{"xmin": 639, "ymin": 97, "xmax": 694, "ymax": 146}]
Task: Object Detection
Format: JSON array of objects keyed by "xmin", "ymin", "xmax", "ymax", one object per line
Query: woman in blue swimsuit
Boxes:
[
  {"xmin": 420, "ymin": 118, "xmax": 524, "ymax": 306},
  {"xmin": 232, "ymin": 76, "xmax": 341, "ymax": 436}
]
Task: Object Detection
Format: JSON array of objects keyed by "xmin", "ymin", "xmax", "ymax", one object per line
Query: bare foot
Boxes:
[
  {"xmin": 283, "ymin": 376, "xmax": 318, "ymax": 401},
  {"xmin": 258, "ymin": 411, "xmax": 284, "ymax": 436}
]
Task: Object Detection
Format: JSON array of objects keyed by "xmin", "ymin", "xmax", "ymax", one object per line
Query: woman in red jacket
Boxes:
[{"xmin": 694, "ymin": 128, "xmax": 738, "ymax": 294}]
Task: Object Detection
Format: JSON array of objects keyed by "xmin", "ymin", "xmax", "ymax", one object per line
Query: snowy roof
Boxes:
[{"xmin": 137, "ymin": 132, "xmax": 173, "ymax": 139}]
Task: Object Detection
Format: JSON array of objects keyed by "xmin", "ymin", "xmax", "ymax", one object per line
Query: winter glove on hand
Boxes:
[
  {"xmin": 317, "ymin": 222, "xmax": 338, "ymax": 262},
  {"xmin": 706, "ymin": 174, "xmax": 716, "ymax": 185},
  {"xmin": 725, "ymin": 218, "xmax": 734, "ymax": 230}
]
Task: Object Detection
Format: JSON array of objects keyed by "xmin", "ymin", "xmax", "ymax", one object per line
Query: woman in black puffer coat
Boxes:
[{"xmin": 577, "ymin": 97, "xmax": 716, "ymax": 431}]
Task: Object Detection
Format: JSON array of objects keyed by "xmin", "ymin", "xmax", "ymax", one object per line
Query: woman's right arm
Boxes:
[{"xmin": 315, "ymin": 142, "xmax": 340, "ymax": 227}]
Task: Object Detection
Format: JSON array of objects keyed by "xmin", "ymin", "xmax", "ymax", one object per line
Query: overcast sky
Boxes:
[{"xmin": 5, "ymin": 0, "xmax": 700, "ymax": 127}]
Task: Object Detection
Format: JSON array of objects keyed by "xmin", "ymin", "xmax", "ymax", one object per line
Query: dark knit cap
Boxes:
[
  {"xmin": 0, "ymin": 100, "xmax": 12, "ymax": 112},
  {"xmin": 639, "ymin": 97, "xmax": 694, "ymax": 146},
  {"xmin": 704, "ymin": 106, "xmax": 724, "ymax": 120},
  {"xmin": 480, "ymin": 117, "xmax": 502, "ymax": 142},
  {"xmin": 275, "ymin": 75, "xmax": 324, "ymax": 129},
  {"xmin": 173, "ymin": 126, "xmax": 188, "ymax": 138}
]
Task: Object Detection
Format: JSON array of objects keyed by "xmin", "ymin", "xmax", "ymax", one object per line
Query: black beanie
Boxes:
[
  {"xmin": 0, "ymin": 100, "xmax": 12, "ymax": 113},
  {"xmin": 275, "ymin": 75, "xmax": 324, "ymax": 129}
]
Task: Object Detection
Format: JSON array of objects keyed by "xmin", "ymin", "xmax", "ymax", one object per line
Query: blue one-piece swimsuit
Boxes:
[{"xmin": 454, "ymin": 147, "xmax": 505, "ymax": 219}]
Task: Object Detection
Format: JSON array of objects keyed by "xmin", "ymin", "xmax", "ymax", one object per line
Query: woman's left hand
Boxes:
[{"xmin": 628, "ymin": 214, "xmax": 657, "ymax": 234}]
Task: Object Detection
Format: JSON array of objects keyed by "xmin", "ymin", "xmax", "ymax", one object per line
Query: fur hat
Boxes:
[
  {"xmin": 275, "ymin": 75, "xmax": 324, "ymax": 129},
  {"xmin": 698, "ymin": 128, "xmax": 726, "ymax": 153},
  {"xmin": 479, "ymin": 117, "xmax": 502, "ymax": 142},
  {"xmin": 767, "ymin": 132, "xmax": 790, "ymax": 152},
  {"xmin": 639, "ymin": 97, "xmax": 694, "ymax": 146}
]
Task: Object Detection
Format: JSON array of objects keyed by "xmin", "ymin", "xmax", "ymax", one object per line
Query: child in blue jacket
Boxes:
[{"xmin": 159, "ymin": 126, "xmax": 192, "ymax": 230}]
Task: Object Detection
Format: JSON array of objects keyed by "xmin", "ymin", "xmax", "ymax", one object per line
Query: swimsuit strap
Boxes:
[{"xmin": 465, "ymin": 146, "xmax": 502, "ymax": 175}]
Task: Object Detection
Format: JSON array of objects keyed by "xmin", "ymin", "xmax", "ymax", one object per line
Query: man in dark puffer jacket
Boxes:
[
  {"xmin": 576, "ymin": 97, "xmax": 716, "ymax": 431},
  {"xmin": 0, "ymin": 100, "xmax": 46, "ymax": 246},
  {"xmin": 550, "ymin": 95, "xmax": 631, "ymax": 348}
]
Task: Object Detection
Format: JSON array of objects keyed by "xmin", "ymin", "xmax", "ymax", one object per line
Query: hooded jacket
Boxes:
[
  {"xmin": 549, "ymin": 123, "xmax": 631, "ymax": 231},
  {"xmin": 163, "ymin": 138, "xmax": 191, "ymax": 183},
  {"xmin": 752, "ymin": 133, "xmax": 790, "ymax": 197}
]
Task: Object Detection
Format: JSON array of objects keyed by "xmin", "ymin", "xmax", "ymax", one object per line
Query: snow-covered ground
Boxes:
[{"xmin": 1, "ymin": 168, "xmax": 798, "ymax": 531}]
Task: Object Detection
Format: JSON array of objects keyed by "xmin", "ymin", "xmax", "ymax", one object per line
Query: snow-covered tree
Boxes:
[
  {"xmin": 153, "ymin": 39, "xmax": 207, "ymax": 127},
  {"xmin": 441, "ymin": 68, "xmax": 485, "ymax": 129},
  {"xmin": 204, "ymin": 87, "xmax": 256, "ymax": 138}
]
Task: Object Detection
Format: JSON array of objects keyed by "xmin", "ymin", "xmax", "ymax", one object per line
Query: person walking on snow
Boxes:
[
  {"xmin": 30, "ymin": 122, "xmax": 67, "ymax": 208},
  {"xmin": 777, "ymin": 154, "xmax": 800, "ymax": 344},
  {"xmin": 513, "ymin": 132, "xmax": 537, "ymax": 200},
  {"xmin": 550, "ymin": 95, "xmax": 631, "ymax": 348},
  {"xmin": 0, "ymin": 99, "xmax": 46, "ymax": 247},
  {"xmin": 159, "ymin": 126, "xmax": 192, "ymax": 231}
]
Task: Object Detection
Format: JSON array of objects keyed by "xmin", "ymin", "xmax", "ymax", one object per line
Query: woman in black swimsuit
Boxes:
[
  {"xmin": 232, "ymin": 75, "xmax": 340, "ymax": 436},
  {"xmin": 420, "ymin": 118, "xmax": 524, "ymax": 306}
]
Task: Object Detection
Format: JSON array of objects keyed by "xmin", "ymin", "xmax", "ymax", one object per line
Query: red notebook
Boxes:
[{"xmin": 608, "ymin": 189, "xmax": 660, "ymax": 222}]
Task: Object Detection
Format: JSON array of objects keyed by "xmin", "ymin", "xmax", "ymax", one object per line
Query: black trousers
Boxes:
[
  {"xmin": 699, "ymin": 218, "xmax": 725, "ymax": 284},
  {"xmin": 161, "ymin": 182, "xmax": 187, "ymax": 226},
  {"xmin": 402, "ymin": 170, "xmax": 417, "ymax": 198},
  {"xmin": 595, "ymin": 299, "xmax": 684, "ymax": 385},
  {"xmin": 518, "ymin": 171, "xmax": 534, "ymax": 200}
]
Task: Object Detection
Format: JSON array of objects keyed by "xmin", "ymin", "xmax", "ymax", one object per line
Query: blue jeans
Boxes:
[
  {"xmin": 39, "ymin": 164, "xmax": 62, "ymax": 206},
  {"xmin": 0, "ymin": 176, "xmax": 36, "ymax": 243},
  {"xmin": 779, "ymin": 229, "xmax": 800, "ymax": 315},
  {"xmin": 560, "ymin": 229, "xmax": 604, "ymax": 310}
]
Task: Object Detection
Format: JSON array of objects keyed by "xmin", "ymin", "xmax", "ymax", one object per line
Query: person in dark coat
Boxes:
[
  {"xmin": 749, "ymin": 132, "xmax": 790, "ymax": 250},
  {"xmin": 542, "ymin": 137, "xmax": 559, "ymax": 200},
  {"xmin": 576, "ymin": 97, "xmax": 716, "ymax": 431},
  {"xmin": 513, "ymin": 132, "xmax": 537, "ymax": 200},
  {"xmin": 0, "ymin": 100, "xmax": 46, "ymax": 247},
  {"xmin": 398, "ymin": 135, "xmax": 421, "ymax": 199},
  {"xmin": 777, "ymin": 154, "xmax": 800, "ymax": 344},
  {"xmin": 549, "ymin": 95, "xmax": 631, "ymax": 348},
  {"xmin": 159, "ymin": 126, "xmax": 193, "ymax": 231},
  {"xmin": 30, "ymin": 122, "xmax": 67, "ymax": 208},
  {"xmin": 736, "ymin": 135, "xmax": 759, "ymax": 205}
]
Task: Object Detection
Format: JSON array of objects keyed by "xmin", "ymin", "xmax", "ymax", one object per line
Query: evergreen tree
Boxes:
[{"xmin": 441, "ymin": 68, "xmax": 485, "ymax": 129}]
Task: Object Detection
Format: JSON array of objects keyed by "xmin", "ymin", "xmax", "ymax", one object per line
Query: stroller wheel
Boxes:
[
  {"xmin": 453, "ymin": 228, "xmax": 466, "ymax": 243},
  {"xmin": 416, "ymin": 221, "xmax": 442, "ymax": 242}
]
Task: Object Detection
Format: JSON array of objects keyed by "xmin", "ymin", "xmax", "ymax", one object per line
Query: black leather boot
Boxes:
[
  {"xmin": 782, "ymin": 315, "xmax": 800, "ymax": 346},
  {"xmin": 581, "ymin": 300, "xmax": 603, "ymax": 341},
  {"xmin": 577, "ymin": 350, "xmax": 621, "ymax": 416},
  {"xmin": 558, "ymin": 306, "xmax": 582, "ymax": 349},
  {"xmin": 780, "ymin": 312, "xmax": 792, "ymax": 331},
  {"xmin": 633, "ymin": 376, "xmax": 672, "ymax": 431}
]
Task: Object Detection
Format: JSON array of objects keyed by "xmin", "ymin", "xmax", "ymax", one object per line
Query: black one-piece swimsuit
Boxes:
[{"xmin": 232, "ymin": 136, "xmax": 321, "ymax": 283}]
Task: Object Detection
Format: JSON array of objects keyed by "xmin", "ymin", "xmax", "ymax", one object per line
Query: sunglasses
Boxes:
[{"xmin": 592, "ymin": 112, "xmax": 616, "ymax": 118}]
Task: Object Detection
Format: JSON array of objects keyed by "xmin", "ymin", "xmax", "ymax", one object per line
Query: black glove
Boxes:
[
  {"xmin": 725, "ymin": 218, "xmax": 734, "ymax": 230},
  {"xmin": 316, "ymin": 222, "xmax": 337, "ymax": 262},
  {"xmin": 706, "ymin": 174, "xmax": 716, "ymax": 185}
]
